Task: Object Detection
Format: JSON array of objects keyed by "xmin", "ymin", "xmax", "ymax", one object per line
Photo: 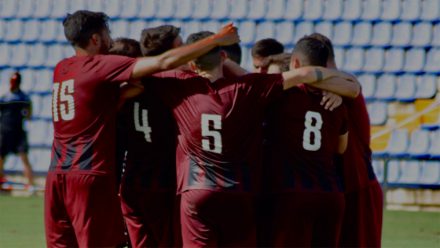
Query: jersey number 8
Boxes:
[
  {"xmin": 302, "ymin": 111, "xmax": 323, "ymax": 151},
  {"xmin": 53, "ymin": 79, "xmax": 75, "ymax": 122}
]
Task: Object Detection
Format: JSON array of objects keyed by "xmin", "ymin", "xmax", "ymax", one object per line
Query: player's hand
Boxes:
[
  {"xmin": 321, "ymin": 91, "xmax": 343, "ymax": 111},
  {"xmin": 214, "ymin": 23, "xmax": 240, "ymax": 46}
]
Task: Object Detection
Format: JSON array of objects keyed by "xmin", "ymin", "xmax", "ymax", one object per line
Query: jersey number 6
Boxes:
[{"xmin": 201, "ymin": 114, "xmax": 222, "ymax": 154}]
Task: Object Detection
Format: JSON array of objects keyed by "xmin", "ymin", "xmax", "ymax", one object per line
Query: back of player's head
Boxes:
[
  {"xmin": 186, "ymin": 31, "xmax": 221, "ymax": 71},
  {"xmin": 63, "ymin": 10, "xmax": 109, "ymax": 48},
  {"xmin": 140, "ymin": 25, "xmax": 181, "ymax": 56},
  {"xmin": 109, "ymin": 38, "xmax": 142, "ymax": 58},
  {"xmin": 292, "ymin": 36, "xmax": 329, "ymax": 67},
  {"xmin": 251, "ymin": 38, "xmax": 284, "ymax": 58},
  {"xmin": 308, "ymin": 33, "xmax": 335, "ymax": 61},
  {"xmin": 222, "ymin": 43, "xmax": 242, "ymax": 65}
]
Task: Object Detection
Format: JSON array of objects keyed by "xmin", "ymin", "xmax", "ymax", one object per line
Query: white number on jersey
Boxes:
[
  {"xmin": 201, "ymin": 114, "xmax": 222, "ymax": 154},
  {"xmin": 134, "ymin": 102, "xmax": 152, "ymax": 142},
  {"xmin": 52, "ymin": 79, "xmax": 75, "ymax": 122},
  {"xmin": 302, "ymin": 111, "xmax": 323, "ymax": 151}
]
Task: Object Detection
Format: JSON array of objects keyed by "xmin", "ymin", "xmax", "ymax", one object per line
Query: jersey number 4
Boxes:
[
  {"xmin": 201, "ymin": 114, "xmax": 222, "ymax": 154},
  {"xmin": 53, "ymin": 79, "xmax": 75, "ymax": 122},
  {"xmin": 302, "ymin": 111, "xmax": 323, "ymax": 151},
  {"xmin": 134, "ymin": 102, "xmax": 152, "ymax": 143}
]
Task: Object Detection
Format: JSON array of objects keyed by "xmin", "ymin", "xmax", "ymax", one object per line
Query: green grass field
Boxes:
[{"xmin": 0, "ymin": 195, "xmax": 439, "ymax": 247}]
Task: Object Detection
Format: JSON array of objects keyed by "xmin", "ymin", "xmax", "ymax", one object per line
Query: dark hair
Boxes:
[
  {"xmin": 186, "ymin": 31, "xmax": 221, "ymax": 71},
  {"xmin": 140, "ymin": 25, "xmax": 181, "ymax": 56},
  {"xmin": 267, "ymin": 53, "xmax": 291, "ymax": 72},
  {"xmin": 109, "ymin": 38, "xmax": 142, "ymax": 58},
  {"xmin": 308, "ymin": 33, "xmax": 335, "ymax": 61},
  {"xmin": 292, "ymin": 36, "xmax": 329, "ymax": 67},
  {"xmin": 63, "ymin": 10, "xmax": 109, "ymax": 48},
  {"xmin": 222, "ymin": 43, "xmax": 242, "ymax": 64},
  {"xmin": 251, "ymin": 38, "xmax": 284, "ymax": 58}
]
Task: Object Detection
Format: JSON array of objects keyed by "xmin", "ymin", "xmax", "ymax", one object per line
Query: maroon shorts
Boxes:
[
  {"xmin": 340, "ymin": 180, "xmax": 383, "ymax": 248},
  {"xmin": 44, "ymin": 172, "xmax": 126, "ymax": 247},
  {"xmin": 180, "ymin": 189, "xmax": 256, "ymax": 247},
  {"xmin": 268, "ymin": 191, "xmax": 345, "ymax": 247},
  {"xmin": 120, "ymin": 186, "xmax": 178, "ymax": 248}
]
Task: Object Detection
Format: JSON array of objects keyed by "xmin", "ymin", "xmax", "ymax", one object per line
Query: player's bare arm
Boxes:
[
  {"xmin": 131, "ymin": 23, "xmax": 240, "ymax": 80},
  {"xmin": 311, "ymin": 71, "xmax": 360, "ymax": 98},
  {"xmin": 337, "ymin": 132, "xmax": 349, "ymax": 154},
  {"xmin": 223, "ymin": 58, "xmax": 248, "ymax": 76},
  {"xmin": 321, "ymin": 91, "xmax": 343, "ymax": 111}
]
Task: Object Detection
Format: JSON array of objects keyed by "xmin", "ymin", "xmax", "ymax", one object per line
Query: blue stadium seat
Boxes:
[
  {"xmin": 401, "ymin": 0, "xmax": 421, "ymax": 21},
  {"xmin": 238, "ymin": 21, "xmax": 256, "ymax": 45},
  {"xmin": 137, "ymin": 0, "xmax": 156, "ymax": 19},
  {"xmin": 407, "ymin": 129, "xmax": 431, "ymax": 158},
  {"xmin": 30, "ymin": 95, "xmax": 43, "ymax": 117},
  {"xmin": 111, "ymin": 20, "xmax": 130, "ymax": 40},
  {"xmin": 411, "ymin": 22, "xmax": 432, "ymax": 48},
  {"xmin": 192, "ymin": 0, "xmax": 212, "ymax": 20},
  {"xmin": 87, "ymin": 0, "xmax": 104, "ymax": 12},
  {"xmin": 391, "ymin": 22, "xmax": 412, "ymax": 47},
  {"xmin": 398, "ymin": 160, "xmax": 421, "ymax": 184},
  {"xmin": 395, "ymin": 74, "xmax": 417, "ymax": 102},
  {"xmin": 415, "ymin": 75, "xmax": 437, "ymax": 99},
  {"xmin": 201, "ymin": 20, "xmax": 221, "ymax": 33},
  {"xmin": 22, "ymin": 20, "xmax": 40, "ymax": 43},
  {"xmin": 39, "ymin": 20, "xmax": 58, "ymax": 43},
  {"xmin": 33, "ymin": 0, "xmax": 52, "ymax": 19},
  {"xmin": 228, "ymin": 0, "xmax": 248, "ymax": 20},
  {"xmin": 275, "ymin": 21, "xmax": 295, "ymax": 46},
  {"xmin": 128, "ymin": 20, "xmax": 147, "ymax": 40},
  {"xmin": 293, "ymin": 21, "xmax": 314, "ymax": 43},
  {"xmin": 50, "ymin": 0, "xmax": 68, "ymax": 19},
  {"xmin": 10, "ymin": 44, "xmax": 27, "ymax": 68},
  {"xmin": 62, "ymin": 44, "xmax": 74, "ymax": 58},
  {"xmin": 429, "ymin": 130, "xmax": 440, "ymax": 159},
  {"xmin": 47, "ymin": 122, "xmax": 54, "ymax": 146},
  {"xmin": 419, "ymin": 161, "xmax": 440, "ymax": 185},
  {"xmin": 120, "ymin": 0, "xmax": 139, "ymax": 19},
  {"xmin": 0, "ymin": 69, "xmax": 15, "ymax": 91},
  {"xmin": 381, "ymin": 0, "xmax": 401, "ymax": 21},
  {"xmin": 420, "ymin": 0, "xmax": 440, "ymax": 21},
  {"xmin": 332, "ymin": 22, "xmax": 352, "ymax": 46},
  {"xmin": 403, "ymin": 48, "xmax": 426, "ymax": 73},
  {"xmin": 0, "ymin": 20, "xmax": 5, "ymax": 42},
  {"xmin": 387, "ymin": 160, "xmax": 400, "ymax": 183},
  {"xmin": 28, "ymin": 148, "xmax": 52, "ymax": 172},
  {"xmin": 247, "ymin": 0, "xmax": 267, "ymax": 20},
  {"xmin": 314, "ymin": 22, "xmax": 333, "ymax": 41},
  {"xmin": 56, "ymin": 23, "xmax": 67, "ymax": 43},
  {"xmin": 20, "ymin": 69, "xmax": 35, "ymax": 92},
  {"xmin": 372, "ymin": 159, "xmax": 384, "ymax": 183},
  {"xmin": 265, "ymin": 0, "xmax": 285, "ymax": 20},
  {"xmin": 375, "ymin": 74, "xmax": 396, "ymax": 101},
  {"xmin": 361, "ymin": 0, "xmax": 381, "ymax": 21},
  {"xmin": 351, "ymin": 22, "xmax": 372, "ymax": 47},
  {"xmin": 241, "ymin": 46, "xmax": 253, "ymax": 71},
  {"xmin": 4, "ymin": 154, "xmax": 19, "ymax": 171},
  {"xmin": 371, "ymin": 22, "xmax": 392, "ymax": 47},
  {"xmin": 368, "ymin": 101, "xmax": 388, "ymax": 125},
  {"xmin": 210, "ymin": 0, "xmax": 229, "ymax": 20},
  {"xmin": 284, "ymin": 0, "xmax": 303, "ymax": 20},
  {"xmin": 363, "ymin": 48, "xmax": 384, "ymax": 73},
  {"xmin": 28, "ymin": 43, "xmax": 46, "ymax": 68},
  {"xmin": 68, "ymin": 0, "xmax": 87, "ymax": 14},
  {"xmin": 424, "ymin": 48, "xmax": 440, "ymax": 73},
  {"xmin": 103, "ymin": 0, "xmax": 121, "ymax": 18},
  {"xmin": 358, "ymin": 73, "xmax": 376, "ymax": 100},
  {"xmin": 432, "ymin": 24, "xmax": 440, "ymax": 47},
  {"xmin": 383, "ymin": 48, "xmax": 404, "ymax": 73},
  {"xmin": 341, "ymin": 0, "xmax": 362, "ymax": 20},
  {"xmin": 173, "ymin": 0, "xmax": 192, "ymax": 20},
  {"xmin": 333, "ymin": 47, "xmax": 344, "ymax": 68},
  {"xmin": 0, "ymin": 44, "xmax": 10, "ymax": 67},
  {"xmin": 303, "ymin": 0, "xmax": 323, "ymax": 21},
  {"xmin": 0, "ymin": 0, "xmax": 17, "ymax": 18},
  {"xmin": 255, "ymin": 21, "xmax": 275, "ymax": 42},
  {"xmin": 33, "ymin": 69, "xmax": 53, "ymax": 93},
  {"xmin": 322, "ymin": 0, "xmax": 343, "ymax": 21},
  {"xmin": 5, "ymin": 20, "xmax": 23, "ymax": 42},
  {"xmin": 16, "ymin": 0, "xmax": 35, "ymax": 19},
  {"xmin": 40, "ymin": 95, "xmax": 52, "ymax": 119},
  {"xmin": 386, "ymin": 129, "xmax": 409, "ymax": 157},
  {"xmin": 343, "ymin": 48, "xmax": 364, "ymax": 73},
  {"xmin": 182, "ymin": 21, "xmax": 203, "ymax": 40},
  {"xmin": 146, "ymin": 20, "xmax": 166, "ymax": 29},
  {"xmin": 45, "ymin": 45, "xmax": 64, "ymax": 68}
]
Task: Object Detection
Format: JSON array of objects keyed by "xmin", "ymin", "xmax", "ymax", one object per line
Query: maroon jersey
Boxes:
[
  {"xmin": 153, "ymin": 73, "xmax": 284, "ymax": 193},
  {"xmin": 342, "ymin": 93, "xmax": 377, "ymax": 192},
  {"xmin": 49, "ymin": 55, "xmax": 136, "ymax": 175},
  {"xmin": 266, "ymin": 86, "xmax": 348, "ymax": 193}
]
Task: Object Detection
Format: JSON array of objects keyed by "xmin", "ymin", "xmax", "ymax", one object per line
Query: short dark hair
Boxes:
[
  {"xmin": 251, "ymin": 38, "xmax": 284, "ymax": 58},
  {"xmin": 140, "ymin": 25, "xmax": 181, "ymax": 56},
  {"xmin": 109, "ymin": 38, "xmax": 142, "ymax": 58},
  {"xmin": 222, "ymin": 43, "xmax": 242, "ymax": 64},
  {"xmin": 309, "ymin": 33, "xmax": 335, "ymax": 61},
  {"xmin": 63, "ymin": 10, "xmax": 109, "ymax": 48},
  {"xmin": 267, "ymin": 53, "xmax": 291, "ymax": 72},
  {"xmin": 186, "ymin": 31, "xmax": 221, "ymax": 71},
  {"xmin": 292, "ymin": 36, "xmax": 329, "ymax": 67}
]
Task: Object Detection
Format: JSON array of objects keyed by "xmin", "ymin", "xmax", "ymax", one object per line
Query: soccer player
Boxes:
[
  {"xmin": 265, "ymin": 53, "xmax": 292, "ymax": 74},
  {"xmin": 265, "ymin": 36, "xmax": 349, "ymax": 247},
  {"xmin": 0, "ymin": 72, "xmax": 34, "ymax": 190},
  {"xmin": 222, "ymin": 43, "xmax": 242, "ymax": 65},
  {"xmin": 44, "ymin": 10, "xmax": 239, "ymax": 247},
  {"xmin": 309, "ymin": 33, "xmax": 384, "ymax": 248},
  {"xmin": 150, "ymin": 31, "xmax": 358, "ymax": 247},
  {"xmin": 251, "ymin": 38, "xmax": 284, "ymax": 73}
]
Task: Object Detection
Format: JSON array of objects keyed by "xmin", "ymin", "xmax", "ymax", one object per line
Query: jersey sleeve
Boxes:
[
  {"xmin": 95, "ymin": 55, "xmax": 137, "ymax": 84},
  {"xmin": 245, "ymin": 73, "xmax": 284, "ymax": 102}
]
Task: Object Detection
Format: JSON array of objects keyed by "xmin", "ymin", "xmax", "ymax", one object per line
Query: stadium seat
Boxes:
[
  {"xmin": 381, "ymin": 0, "xmax": 401, "ymax": 21},
  {"xmin": 5, "ymin": 20, "xmax": 23, "ymax": 42},
  {"xmin": 28, "ymin": 148, "xmax": 52, "ymax": 172},
  {"xmin": 47, "ymin": 122, "xmax": 54, "ymax": 146},
  {"xmin": 45, "ymin": 45, "xmax": 64, "ymax": 68},
  {"xmin": 386, "ymin": 129, "xmax": 409, "ymax": 157},
  {"xmin": 255, "ymin": 21, "xmax": 275, "ymax": 41},
  {"xmin": 40, "ymin": 95, "xmax": 53, "ymax": 119},
  {"xmin": 238, "ymin": 21, "xmax": 256, "ymax": 45},
  {"xmin": 265, "ymin": 0, "xmax": 285, "ymax": 20},
  {"xmin": 313, "ymin": 21, "xmax": 333, "ymax": 41},
  {"xmin": 411, "ymin": 22, "xmax": 432, "ymax": 48},
  {"xmin": 424, "ymin": 48, "xmax": 440, "ymax": 73},
  {"xmin": 332, "ymin": 22, "xmax": 352, "ymax": 46},
  {"xmin": 28, "ymin": 43, "xmax": 47, "ymax": 68},
  {"xmin": 247, "ymin": 0, "xmax": 267, "ymax": 20},
  {"xmin": 341, "ymin": 0, "xmax": 362, "ymax": 20},
  {"xmin": 201, "ymin": 20, "xmax": 221, "ymax": 33},
  {"xmin": 0, "ymin": 69, "xmax": 15, "ymax": 92},
  {"xmin": 181, "ymin": 21, "xmax": 202, "ymax": 40},
  {"xmin": 395, "ymin": 74, "xmax": 416, "ymax": 102},
  {"xmin": 111, "ymin": 20, "xmax": 130, "ymax": 40},
  {"xmin": 375, "ymin": 74, "xmax": 396, "ymax": 101},
  {"xmin": 398, "ymin": 160, "xmax": 420, "ymax": 184},
  {"xmin": 22, "ymin": 20, "xmax": 40, "ymax": 43},
  {"xmin": 407, "ymin": 129, "xmax": 431, "ymax": 158},
  {"xmin": 128, "ymin": 20, "xmax": 147, "ymax": 40},
  {"xmin": 0, "ymin": 20, "xmax": 5, "ymax": 42},
  {"xmin": 30, "ymin": 94, "xmax": 43, "ymax": 118},
  {"xmin": 358, "ymin": 73, "xmax": 376, "ymax": 100},
  {"xmin": 419, "ymin": 161, "xmax": 440, "ymax": 185},
  {"xmin": 391, "ymin": 22, "xmax": 412, "ymax": 47},
  {"xmin": 387, "ymin": 160, "xmax": 400, "ymax": 183},
  {"xmin": 362, "ymin": 0, "xmax": 381, "ymax": 21},
  {"xmin": 10, "ymin": 44, "xmax": 27, "ymax": 68},
  {"xmin": 0, "ymin": 44, "xmax": 10, "ymax": 67},
  {"xmin": 210, "ymin": 0, "xmax": 228, "ymax": 20},
  {"xmin": 275, "ymin": 21, "xmax": 295, "ymax": 45},
  {"xmin": 401, "ymin": 0, "xmax": 421, "ymax": 21},
  {"xmin": 293, "ymin": 21, "xmax": 314, "ymax": 43},
  {"xmin": 0, "ymin": 0, "xmax": 17, "ymax": 18},
  {"xmin": 372, "ymin": 159, "xmax": 385, "ymax": 183},
  {"xmin": 429, "ymin": 130, "xmax": 440, "ymax": 158},
  {"xmin": 103, "ymin": 0, "xmax": 120, "ymax": 18},
  {"xmin": 20, "ymin": 69, "xmax": 35, "ymax": 92},
  {"xmin": 333, "ymin": 47, "xmax": 344, "ymax": 68},
  {"xmin": 351, "ymin": 22, "xmax": 372, "ymax": 47},
  {"xmin": 371, "ymin": 22, "xmax": 392, "ymax": 47},
  {"xmin": 4, "ymin": 154, "xmax": 18, "ymax": 171},
  {"xmin": 16, "ymin": 0, "xmax": 35, "ymax": 19},
  {"xmin": 343, "ymin": 48, "xmax": 364, "ymax": 73},
  {"xmin": 420, "ymin": 0, "xmax": 440, "ymax": 21},
  {"xmin": 432, "ymin": 24, "xmax": 440, "ymax": 47},
  {"xmin": 363, "ymin": 48, "xmax": 384, "ymax": 73},
  {"xmin": 120, "ymin": 0, "xmax": 139, "ymax": 19},
  {"xmin": 404, "ymin": 48, "xmax": 426, "ymax": 73},
  {"xmin": 87, "ymin": 0, "xmax": 104, "ymax": 12},
  {"xmin": 68, "ymin": 0, "xmax": 87, "ymax": 14},
  {"xmin": 228, "ymin": 0, "xmax": 248, "ymax": 20},
  {"xmin": 192, "ymin": 0, "xmax": 211, "ymax": 20},
  {"xmin": 303, "ymin": 0, "xmax": 323, "ymax": 21},
  {"xmin": 322, "ymin": 0, "xmax": 342, "ymax": 21},
  {"xmin": 63, "ymin": 44, "xmax": 75, "ymax": 58},
  {"xmin": 368, "ymin": 101, "xmax": 388, "ymax": 125},
  {"xmin": 39, "ymin": 20, "xmax": 58, "ymax": 43},
  {"xmin": 383, "ymin": 48, "xmax": 404, "ymax": 73},
  {"xmin": 415, "ymin": 99, "xmax": 440, "ymax": 130},
  {"xmin": 28, "ymin": 120, "xmax": 49, "ymax": 146},
  {"xmin": 33, "ymin": 69, "xmax": 53, "ymax": 93},
  {"xmin": 415, "ymin": 75, "xmax": 438, "ymax": 99},
  {"xmin": 33, "ymin": 0, "xmax": 52, "ymax": 18},
  {"xmin": 138, "ymin": 0, "xmax": 156, "ymax": 19},
  {"xmin": 173, "ymin": 0, "xmax": 192, "ymax": 19},
  {"xmin": 50, "ymin": 0, "xmax": 68, "ymax": 19},
  {"xmin": 284, "ymin": 0, "xmax": 303, "ymax": 20}
]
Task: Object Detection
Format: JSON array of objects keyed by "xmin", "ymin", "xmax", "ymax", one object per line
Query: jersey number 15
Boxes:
[{"xmin": 53, "ymin": 79, "xmax": 75, "ymax": 122}]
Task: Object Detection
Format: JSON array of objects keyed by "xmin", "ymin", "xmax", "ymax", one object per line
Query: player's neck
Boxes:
[
  {"xmin": 197, "ymin": 66, "xmax": 224, "ymax": 83},
  {"xmin": 74, "ymin": 47, "xmax": 100, "ymax": 57}
]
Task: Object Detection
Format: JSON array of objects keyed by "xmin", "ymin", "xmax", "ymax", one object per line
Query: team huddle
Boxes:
[{"xmin": 45, "ymin": 10, "xmax": 383, "ymax": 248}]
